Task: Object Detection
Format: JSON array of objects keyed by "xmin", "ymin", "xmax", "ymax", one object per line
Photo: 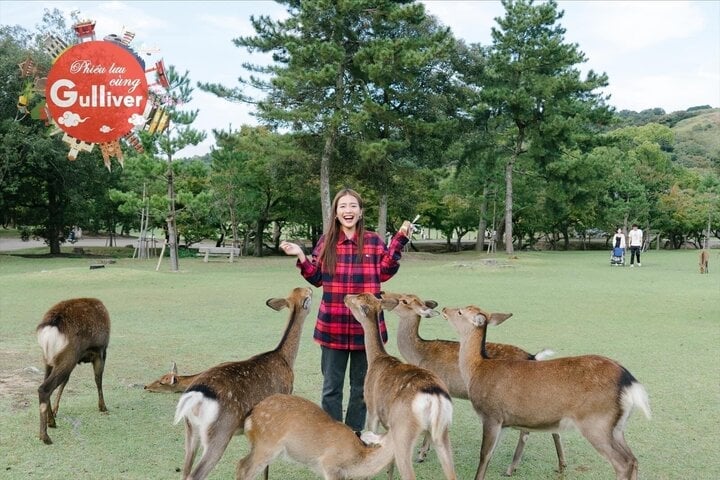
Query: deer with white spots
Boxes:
[
  {"xmin": 173, "ymin": 287, "xmax": 312, "ymax": 480},
  {"xmin": 36, "ymin": 297, "xmax": 111, "ymax": 445}
]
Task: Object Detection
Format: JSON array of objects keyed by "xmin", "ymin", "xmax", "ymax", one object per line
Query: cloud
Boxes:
[
  {"xmin": 572, "ymin": 1, "xmax": 707, "ymax": 51},
  {"xmin": 128, "ymin": 113, "xmax": 148, "ymax": 127},
  {"xmin": 58, "ymin": 111, "xmax": 88, "ymax": 127},
  {"xmin": 100, "ymin": 125, "xmax": 114, "ymax": 133}
]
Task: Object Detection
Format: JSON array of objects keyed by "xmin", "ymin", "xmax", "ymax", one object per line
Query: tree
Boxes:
[
  {"xmin": 210, "ymin": 126, "xmax": 308, "ymax": 256},
  {"xmin": 201, "ymin": 0, "xmax": 442, "ymax": 232},
  {"xmin": 479, "ymin": 0, "xmax": 611, "ymax": 253},
  {"xmin": 143, "ymin": 66, "xmax": 206, "ymax": 271}
]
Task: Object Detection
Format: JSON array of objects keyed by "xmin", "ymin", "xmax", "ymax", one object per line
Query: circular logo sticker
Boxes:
[{"xmin": 45, "ymin": 41, "xmax": 149, "ymax": 144}]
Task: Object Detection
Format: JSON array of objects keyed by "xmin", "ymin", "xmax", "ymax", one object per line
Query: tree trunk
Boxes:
[
  {"xmin": 504, "ymin": 132, "xmax": 524, "ymax": 255},
  {"xmin": 378, "ymin": 191, "xmax": 388, "ymax": 241},
  {"xmin": 320, "ymin": 63, "xmax": 346, "ymax": 231},
  {"xmin": 166, "ymin": 155, "xmax": 179, "ymax": 271},
  {"xmin": 475, "ymin": 184, "xmax": 488, "ymax": 252},
  {"xmin": 504, "ymin": 157, "xmax": 514, "ymax": 254}
]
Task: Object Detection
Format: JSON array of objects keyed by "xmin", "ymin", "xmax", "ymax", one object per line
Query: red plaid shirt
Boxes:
[{"xmin": 297, "ymin": 230, "xmax": 408, "ymax": 350}]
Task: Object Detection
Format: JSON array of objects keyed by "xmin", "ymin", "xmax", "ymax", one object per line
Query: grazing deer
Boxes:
[
  {"xmin": 174, "ymin": 287, "xmax": 313, "ymax": 480},
  {"xmin": 236, "ymin": 394, "xmax": 395, "ymax": 479},
  {"xmin": 700, "ymin": 250, "xmax": 709, "ymax": 274},
  {"xmin": 442, "ymin": 305, "xmax": 651, "ymax": 480},
  {"xmin": 344, "ymin": 292, "xmax": 457, "ymax": 480},
  {"xmin": 144, "ymin": 362, "xmax": 199, "ymax": 393},
  {"xmin": 36, "ymin": 297, "xmax": 111, "ymax": 444},
  {"xmin": 382, "ymin": 291, "xmax": 564, "ymax": 475}
]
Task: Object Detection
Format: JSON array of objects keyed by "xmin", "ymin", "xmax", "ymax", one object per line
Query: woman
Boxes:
[{"xmin": 280, "ymin": 188, "xmax": 411, "ymax": 432}]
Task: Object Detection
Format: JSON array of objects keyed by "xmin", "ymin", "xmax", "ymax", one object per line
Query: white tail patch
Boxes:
[
  {"xmin": 534, "ymin": 349, "xmax": 555, "ymax": 361},
  {"xmin": 360, "ymin": 431, "xmax": 385, "ymax": 446},
  {"xmin": 37, "ymin": 326, "xmax": 68, "ymax": 366},
  {"xmin": 411, "ymin": 392, "xmax": 453, "ymax": 442},
  {"xmin": 621, "ymin": 382, "xmax": 652, "ymax": 422},
  {"xmin": 174, "ymin": 391, "xmax": 220, "ymax": 428}
]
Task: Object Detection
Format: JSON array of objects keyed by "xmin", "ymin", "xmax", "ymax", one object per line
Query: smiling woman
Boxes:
[{"xmin": 280, "ymin": 188, "xmax": 413, "ymax": 433}]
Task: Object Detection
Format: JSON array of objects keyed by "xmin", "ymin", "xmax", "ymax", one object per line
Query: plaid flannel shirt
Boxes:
[{"xmin": 297, "ymin": 230, "xmax": 409, "ymax": 350}]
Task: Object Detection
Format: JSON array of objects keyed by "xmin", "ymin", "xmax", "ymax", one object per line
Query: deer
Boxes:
[
  {"xmin": 382, "ymin": 291, "xmax": 564, "ymax": 475},
  {"xmin": 144, "ymin": 361, "xmax": 199, "ymax": 393},
  {"xmin": 344, "ymin": 292, "xmax": 457, "ymax": 480},
  {"xmin": 699, "ymin": 249, "xmax": 709, "ymax": 274},
  {"xmin": 236, "ymin": 393, "xmax": 395, "ymax": 479},
  {"xmin": 173, "ymin": 286, "xmax": 313, "ymax": 480},
  {"xmin": 36, "ymin": 297, "xmax": 111, "ymax": 445},
  {"xmin": 442, "ymin": 304, "xmax": 651, "ymax": 480}
]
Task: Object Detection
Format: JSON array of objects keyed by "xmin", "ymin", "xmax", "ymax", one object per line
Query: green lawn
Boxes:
[{"xmin": 0, "ymin": 248, "xmax": 718, "ymax": 479}]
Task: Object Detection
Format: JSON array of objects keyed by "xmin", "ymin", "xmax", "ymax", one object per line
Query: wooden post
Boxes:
[{"xmin": 155, "ymin": 240, "xmax": 167, "ymax": 271}]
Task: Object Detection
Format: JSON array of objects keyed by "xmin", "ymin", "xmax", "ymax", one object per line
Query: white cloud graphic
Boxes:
[
  {"xmin": 57, "ymin": 111, "xmax": 88, "ymax": 127},
  {"xmin": 100, "ymin": 125, "xmax": 114, "ymax": 133},
  {"xmin": 128, "ymin": 113, "xmax": 148, "ymax": 127}
]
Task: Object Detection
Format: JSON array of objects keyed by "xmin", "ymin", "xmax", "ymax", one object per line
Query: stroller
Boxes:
[{"xmin": 610, "ymin": 235, "xmax": 625, "ymax": 266}]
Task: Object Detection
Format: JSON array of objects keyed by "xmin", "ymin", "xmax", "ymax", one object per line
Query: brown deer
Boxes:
[
  {"xmin": 700, "ymin": 249, "xmax": 709, "ymax": 274},
  {"xmin": 344, "ymin": 292, "xmax": 457, "ymax": 480},
  {"xmin": 174, "ymin": 287, "xmax": 312, "ymax": 480},
  {"xmin": 36, "ymin": 297, "xmax": 111, "ymax": 444},
  {"xmin": 442, "ymin": 305, "xmax": 651, "ymax": 480},
  {"xmin": 382, "ymin": 291, "xmax": 564, "ymax": 475},
  {"xmin": 144, "ymin": 362, "xmax": 199, "ymax": 393},
  {"xmin": 236, "ymin": 393, "xmax": 395, "ymax": 479}
]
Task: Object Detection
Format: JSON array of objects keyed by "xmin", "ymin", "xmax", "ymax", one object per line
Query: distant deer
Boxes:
[
  {"xmin": 344, "ymin": 292, "xmax": 457, "ymax": 480},
  {"xmin": 36, "ymin": 297, "xmax": 111, "ymax": 444},
  {"xmin": 382, "ymin": 291, "xmax": 564, "ymax": 475},
  {"xmin": 442, "ymin": 304, "xmax": 651, "ymax": 480},
  {"xmin": 236, "ymin": 393, "xmax": 395, "ymax": 479},
  {"xmin": 144, "ymin": 362, "xmax": 199, "ymax": 393},
  {"xmin": 174, "ymin": 287, "xmax": 312, "ymax": 480},
  {"xmin": 700, "ymin": 250, "xmax": 709, "ymax": 274}
]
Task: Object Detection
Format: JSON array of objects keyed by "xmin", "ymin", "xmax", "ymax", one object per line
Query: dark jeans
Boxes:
[
  {"xmin": 320, "ymin": 346, "xmax": 368, "ymax": 431},
  {"xmin": 630, "ymin": 246, "xmax": 641, "ymax": 264}
]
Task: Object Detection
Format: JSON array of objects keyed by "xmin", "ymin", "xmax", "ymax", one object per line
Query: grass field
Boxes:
[{"xmin": 0, "ymin": 247, "xmax": 718, "ymax": 479}]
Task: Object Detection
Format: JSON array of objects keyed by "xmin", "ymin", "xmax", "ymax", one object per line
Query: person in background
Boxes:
[
  {"xmin": 612, "ymin": 227, "xmax": 626, "ymax": 250},
  {"xmin": 280, "ymin": 188, "xmax": 412, "ymax": 433},
  {"xmin": 628, "ymin": 223, "xmax": 643, "ymax": 267}
]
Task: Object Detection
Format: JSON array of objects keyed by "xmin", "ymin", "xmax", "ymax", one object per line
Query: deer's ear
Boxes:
[
  {"xmin": 380, "ymin": 297, "xmax": 399, "ymax": 311},
  {"xmin": 488, "ymin": 313, "xmax": 513, "ymax": 326},
  {"xmin": 171, "ymin": 361, "xmax": 177, "ymax": 375},
  {"xmin": 266, "ymin": 298, "xmax": 289, "ymax": 311}
]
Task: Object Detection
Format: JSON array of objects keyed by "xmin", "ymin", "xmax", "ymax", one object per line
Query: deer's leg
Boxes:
[
  {"xmin": 552, "ymin": 433, "xmax": 567, "ymax": 473},
  {"xmin": 475, "ymin": 419, "xmax": 502, "ymax": 480},
  {"xmin": 506, "ymin": 430, "xmax": 529, "ymax": 476},
  {"xmin": 190, "ymin": 420, "xmax": 237, "ymax": 480},
  {"xmin": 432, "ymin": 427, "xmax": 457, "ymax": 480},
  {"xmin": 416, "ymin": 432, "xmax": 432, "ymax": 463},
  {"xmin": 92, "ymin": 349, "xmax": 108, "ymax": 412},
  {"xmin": 38, "ymin": 366, "xmax": 72, "ymax": 444}
]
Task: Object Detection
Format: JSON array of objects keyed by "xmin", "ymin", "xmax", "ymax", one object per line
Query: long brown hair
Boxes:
[{"xmin": 320, "ymin": 188, "xmax": 366, "ymax": 274}]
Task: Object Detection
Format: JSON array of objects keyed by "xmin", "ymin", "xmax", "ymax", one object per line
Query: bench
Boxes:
[{"xmin": 196, "ymin": 246, "xmax": 241, "ymax": 263}]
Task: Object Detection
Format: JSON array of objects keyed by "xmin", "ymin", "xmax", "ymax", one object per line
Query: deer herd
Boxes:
[{"xmin": 35, "ymin": 287, "xmax": 651, "ymax": 480}]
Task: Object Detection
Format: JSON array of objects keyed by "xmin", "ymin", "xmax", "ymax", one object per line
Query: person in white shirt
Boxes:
[{"xmin": 628, "ymin": 224, "xmax": 643, "ymax": 266}]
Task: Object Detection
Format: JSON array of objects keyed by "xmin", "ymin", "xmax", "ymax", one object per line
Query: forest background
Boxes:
[{"xmin": 1, "ymin": 0, "xmax": 718, "ymax": 269}]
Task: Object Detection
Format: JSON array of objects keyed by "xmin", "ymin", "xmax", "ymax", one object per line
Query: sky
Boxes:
[{"xmin": 1, "ymin": 0, "xmax": 719, "ymax": 157}]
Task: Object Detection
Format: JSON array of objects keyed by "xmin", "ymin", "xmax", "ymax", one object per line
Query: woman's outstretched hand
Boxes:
[
  {"xmin": 399, "ymin": 220, "xmax": 414, "ymax": 237},
  {"xmin": 280, "ymin": 241, "xmax": 306, "ymax": 262}
]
